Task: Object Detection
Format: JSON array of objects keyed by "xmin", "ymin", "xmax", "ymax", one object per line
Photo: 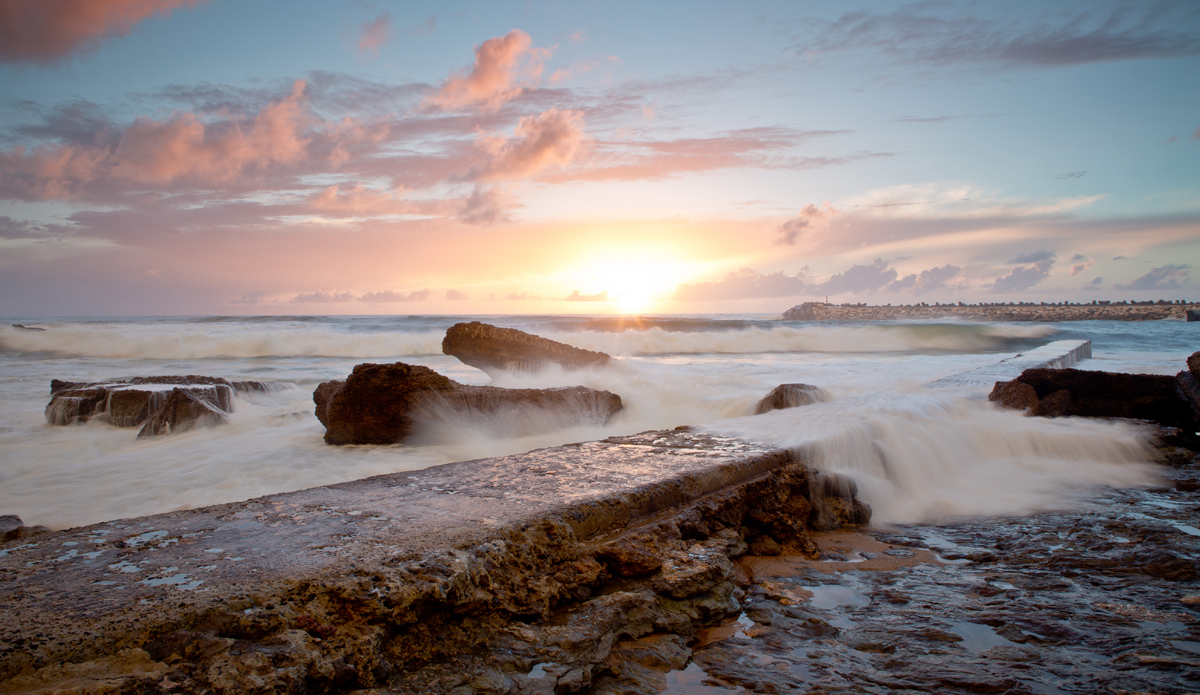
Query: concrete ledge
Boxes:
[
  {"xmin": 0, "ymin": 430, "xmax": 809, "ymax": 693},
  {"xmin": 926, "ymin": 339, "xmax": 1092, "ymax": 388}
]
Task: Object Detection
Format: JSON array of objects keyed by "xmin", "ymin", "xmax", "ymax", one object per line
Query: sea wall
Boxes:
[
  {"xmin": 0, "ymin": 430, "xmax": 863, "ymax": 694},
  {"xmin": 783, "ymin": 300, "xmax": 1199, "ymax": 322}
]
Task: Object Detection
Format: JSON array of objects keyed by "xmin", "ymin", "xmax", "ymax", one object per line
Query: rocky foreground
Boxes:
[
  {"xmin": 0, "ymin": 430, "xmax": 866, "ymax": 694},
  {"xmin": 784, "ymin": 300, "xmax": 1200, "ymax": 322}
]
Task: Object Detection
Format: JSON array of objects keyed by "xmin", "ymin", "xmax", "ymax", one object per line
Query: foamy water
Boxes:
[{"xmin": 0, "ymin": 315, "xmax": 1193, "ymax": 529}]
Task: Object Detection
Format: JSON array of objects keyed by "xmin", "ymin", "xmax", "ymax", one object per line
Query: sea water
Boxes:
[{"xmin": 0, "ymin": 315, "xmax": 1194, "ymax": 530}]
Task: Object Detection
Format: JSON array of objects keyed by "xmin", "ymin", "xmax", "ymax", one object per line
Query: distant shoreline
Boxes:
[{"xmin": 782, "ymin": 300, "xmax": 1200, "ymax": 322}]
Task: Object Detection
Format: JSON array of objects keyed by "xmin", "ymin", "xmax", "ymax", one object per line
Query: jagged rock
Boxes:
[
  {"xmin": 136, "ymin": 388, "xmax": 230, "ymax": 438},
  {"xmin": 442, "ymin": 321, "xmax": 611, "ymax": 375},
  {"xmin": 754, "ymin": 383, "xmax": 827, "ymax": 414},
  {"xmin": 594, "ymin": 542, "xmax": 663, "ymax": 577},
  {"xmin": 989, "ymin": 367, "xmax": 1198, "ymax": 429},
  {"xmin": 44, "ymin": 376, "xmax": 272, "ymax": 437},
  {"xmin": 1179, "ymin": 352, "xmax": 1200, "ymax": 421},
  {"xmin": 315, "ymin": 362, "xmax": 624, "ymax": 445}
]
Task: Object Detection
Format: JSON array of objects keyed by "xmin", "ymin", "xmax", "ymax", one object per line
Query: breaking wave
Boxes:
[{"xmin": 1, "ymin": 320, "xmax": 1055, "ymax": 359}]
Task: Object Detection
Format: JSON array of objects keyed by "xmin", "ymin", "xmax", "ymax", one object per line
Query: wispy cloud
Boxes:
[
  {"xmin": 774, "ymin": 202, "xmax": 838, "ymax": 246},
  {"xmin": 357, "ymin": 11, "xmax": 392, "ymax": 58},
  {"xmin": 1114, "ymin": 263, "xmax": 1191, "ymax": 290},
  {"xmin": 0, "ymin": 0, "xmax": 206, "ymax": 64},
  {"xmin": 792, "ymin": 3, "xmax": 1200, "ymax": 68}
]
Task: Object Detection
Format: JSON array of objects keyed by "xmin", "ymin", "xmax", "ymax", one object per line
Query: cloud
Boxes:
[
  {"xmin": 477, "ymin": 108, "xmax": 586, "ymax": 180},
  {"xmin": 1194, "ymin": 125, "xmax": 1200, "ymax": 140},
  {"xmin": 458, "ymin": 185, "xmax": 514, "ymax": 225},
  {"xmin": 888, "ymin": 264, "xmax": 964, "ymax": 294},
  {"xmin": 1069, "ymin": 255, "xmax": 1095, "ymax": 275},
  {"xmin": 564, "ymin": 290, "xmax": 609, "ymax": 302},
  {"xmin": 774, "ymin": 202, "xmax": 838, "ymax": 245},
  {"xmin": 310, "ymin": 184, "xmax": 412, "ymax": 217},
  {"xmin": 0, "ymin": 80, "xmax": 310, "ymax": 200},
  {"xmin": 1089, "ymin": 277, "xmax": 1104, "ymax": 285},
  {"xmin": 1009, "ymin": 250, "xmax": 1055, "ymax": 264},
  {"xmin": 445, "ymin": 289, "xmax": 467, "ymax": 300},
  {"xmin": 992, "ymin": 258, "xmax": 1054, "ymax": 293},
  {"xmin": 1056, "ymin": 171, "xmax": 1088, "ymax": 179},
  {"xmin": 292, "ymin": 291, "xmax": 355, "ymax": 303},
  {"xmin": 0, "ymin": 0, "xmax": 205, "ymax": 64},
  {"xmin": 506, "ymin": 291, "xmax": 541, "ymax": 300},
  {"xmin": 843, "ymin": 182, "xmax": 1102, "ymax": 220},
  {"xmin": 360, "ymin": 289, "xmax": 431, "ymax": 302},
  {"xmin": 1114, "ymin": 264, "xmax": 1192, "ymax": 290},
  {"xmin": 1112, "ymin": 255, "xmax": 1129, "ymax": 260},
  {"xmin": 794, "ymin": 4, "xmax": 1200, "ymax": 68},
  {"xmin": 357, "ymin": 12, "xmax": 392, "ymax": 58},
  {"xmin": 819, "ymin": 257, "xmax": 898, "ymax": 295},
  {"xmin": 427, "ymin": 29, "xmax": 547, "ymax": 110}
]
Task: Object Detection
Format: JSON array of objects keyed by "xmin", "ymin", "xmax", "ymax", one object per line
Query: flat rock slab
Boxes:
[{"xmin": 0, "ymin": 430, "xmax": 789, "ymax": 684}]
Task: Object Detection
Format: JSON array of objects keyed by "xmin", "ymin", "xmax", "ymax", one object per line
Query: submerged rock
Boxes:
[
  {"xmin": 10, "ymin": 323, "xmax": 45, "ymax": 331},
  {"xmin": 754, "ymin": 383, "xmax": 827, "ymax": 414},
  {"xmin": 989, "ymin": 366, "xmax": 1199, "ymax": 429},
  {"xmin": 315, "ymin": 361, "xmax": 624, "ymax": 445},
  {"xmin": 442, "ymin": 321, "xmax": 612, "ymax": 375},
  {"xmin": 44, "ymin": 376, "xmax": 274, "ymax": 437}
]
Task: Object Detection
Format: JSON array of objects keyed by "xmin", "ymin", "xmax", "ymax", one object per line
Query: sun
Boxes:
[{"xmin": 565, "ymin": 257, "xmax": 694, "ymax": 314}]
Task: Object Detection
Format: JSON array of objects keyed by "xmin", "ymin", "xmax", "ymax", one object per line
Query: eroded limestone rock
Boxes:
[
  {"xmin": 315, "ymin": 361, "xmax": 623, "ymax": 445},
  {"xmin": 989, "ymin": 366, "xmax": 1198, "ymax": 429},
  {"xmin": 442, "ymin": 321, "xmax": 612, "ymax": 375}
]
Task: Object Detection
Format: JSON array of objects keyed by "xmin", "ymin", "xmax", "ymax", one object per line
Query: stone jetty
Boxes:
[
  {"xmin": 783, "ymin": 300, "xmax": 1199, "ymax": 322},
  {"xmin": 0, "ymin": 430, "xmax": 866, "ymax": 694}
]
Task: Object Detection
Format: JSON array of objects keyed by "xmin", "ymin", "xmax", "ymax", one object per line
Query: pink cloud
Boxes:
[
  {"xmin": 427, "ymin": 30, "xmax": 547, "ymax": 110},
  {"xmin": 311, "ymin": 183, "xmax": 409, "ymax": 216},
  {"xmin": 0, "ymin": 80, "xmax": 310, "ymax": 199},
  {"xmin": 0, "ymin": 0, "xmax": 205, "ymax": 64},
  {"xmin": 357, "ymin": 12, "xmax": 392, "ymax": 57},
  {"xmin": 478, "ymin": 108, "xmax": 586, "ymax": 180},
  {"xmin": 774, "ymin": 202, "xmax": 839, "ymax": 245}
]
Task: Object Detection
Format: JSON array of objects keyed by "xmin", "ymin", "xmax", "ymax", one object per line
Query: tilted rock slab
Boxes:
[
  {"xmin": 989, "ymin": 366, "xmax": 1199, "ymax": 430},
  {"xmin": 442, "ymin": 321, "xmax": 612, "ymax": 376},
  {"xmin": 45, "ymin": 376, "xmax": 274, "ymax": 438},
  {"xmin": 0, "ymin": 430, "xmax": 869, "ymax": 694},
  {"xmin": 314, "ymin": 361, "xmax": 623, "ymax": 445}
]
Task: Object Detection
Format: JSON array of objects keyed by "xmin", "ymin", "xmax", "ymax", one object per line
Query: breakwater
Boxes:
[
  {"xmin": 0, "ymin": 430, "xmax": 864, "ymax": 694},
  {"xmin": 783, "ymin": 300, "xmax": 1199, "ymax": 322}
]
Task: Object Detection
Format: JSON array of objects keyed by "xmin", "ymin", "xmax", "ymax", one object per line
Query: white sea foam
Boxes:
[
  {"xmin": 0, "ymin": 321, "xmax": 1054, "ymax": 360},
  {"xmin": 707, "ymin": 391, "xmax": 1162, "ymax": 525}
]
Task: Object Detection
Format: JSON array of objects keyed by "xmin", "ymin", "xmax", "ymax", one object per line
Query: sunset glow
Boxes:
[{"xmin": 0, "ymin": 1, "xmax": 1196, "ymax": 316}]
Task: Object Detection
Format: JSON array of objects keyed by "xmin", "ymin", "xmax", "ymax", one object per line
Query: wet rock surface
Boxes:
[
  {"xmin": 315, "ymin": 361, "xmax": 623, "ymax": 445},
  {"xmin": 0, "ymin": 430, "xmax": 871, "ymax": 694},
  {"xmin": 990, "ymin": 367, "xmax": 1199, "ymax": 429},
  {"xmin": 44, "ymin": 375, "xmax": 274, "ymax": 436},
  {"xmin": 754, "ymin": 383, "xmax": 828, "ymax": 415},
  {"xmin": 442, "ymin": 321, "xmax": 612, "ymax": 376},
  {"xmin": 662, "ymin": 451, "xmax": 1200, "ymax": 695}
]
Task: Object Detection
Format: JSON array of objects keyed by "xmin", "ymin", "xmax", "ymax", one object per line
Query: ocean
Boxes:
[{"xmin": 0, "ymin": 315, "xmax": 1194, "ymax": 531}]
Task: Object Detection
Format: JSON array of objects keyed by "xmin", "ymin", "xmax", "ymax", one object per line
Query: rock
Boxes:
[
  {"xmin": 753, "ymin": 383, "xmax": 827, "ymax": 414},
  {"xmin": 988, "ymin": 380, "xmax": 1040, "ymax": 413},
  {"xmin": 136, "ymin": 388, "xmax": 231, "ymax": 438},
  {"xmin": 1, "ymin": 516, "xmax": 51, "ymax": 542},
  {"xmin": 44, "ymin": 375, "xmax": 268, "ymax": 439},
  {"xmin": 1178, "ymin": 351, "xmax": 1200, "ymax": 420},
  {"xmin": 748, "ymin": 535, "xmax": 783, "ymax": 556},
  {"xmin": 989, "ymin": 367, "xmax": 1198, "ymax": 430},
  {"xmin": 313, "ymin": 380, "xmax": 344, "ymax": 428},
  {"xmin": 11, "ymin": 323, "xmax": 45, "ymax": 331},
  {"xmin": 45, "ymin": 376, "xmax": 239, "ymax": 428},
  {"xmin": 594, "ymin": 542, "xmax": 663, "ymax": 577},
  {"xmin": 1036, "ymin": 389, "xmax": 1072, "ymax": 417},
  {"xmin": 315, "ymin": 362, "xmax": 624, "ymax": 445},
  {"xmin": 442, "ymin": 321, "xmax": 611, "ymax": 376}
]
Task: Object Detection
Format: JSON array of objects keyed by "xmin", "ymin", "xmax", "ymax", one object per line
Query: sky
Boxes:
[{"xmin": 0, "ymin": 0, "xmax": 1198, "ymax": 316}]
